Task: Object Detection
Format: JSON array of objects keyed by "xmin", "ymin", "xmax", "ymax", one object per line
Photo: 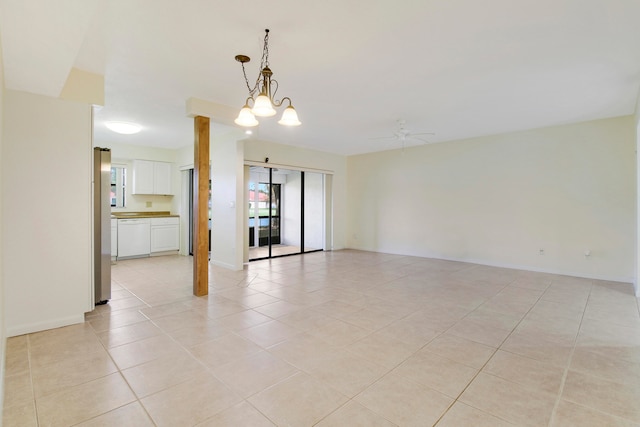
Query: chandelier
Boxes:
[{"xmin": 234, "ymin": 29, "xmax": 301, "ymax": 127}]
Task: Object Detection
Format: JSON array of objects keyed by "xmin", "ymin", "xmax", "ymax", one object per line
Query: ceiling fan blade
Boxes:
[
  {"xmin": 368, "ymin": 135, "xmax": 396, "ymax": 140},
  {"xmin": 409, "ymin": 132, "xmax": 435, "ymax": 136},
  {"xmin": 406, "ymin": 136, "xmax": 432, "ymax": 144}
]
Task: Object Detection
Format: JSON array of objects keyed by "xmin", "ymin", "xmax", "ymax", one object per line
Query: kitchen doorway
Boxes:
[{"xmin": 185, "ymin": 168, "xmax": 211, "ymax": 256}]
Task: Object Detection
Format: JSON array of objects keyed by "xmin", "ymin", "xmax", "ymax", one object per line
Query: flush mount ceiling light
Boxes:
[
  {"xmin": 105, "ymin": 121, "xmax": 142, "ymax": 134},
  {"xmin": 234, "ymin": 29, "xmax": 301, "ymax": 127}
]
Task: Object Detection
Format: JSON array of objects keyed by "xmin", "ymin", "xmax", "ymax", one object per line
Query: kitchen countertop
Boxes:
[{"xmin": 111, "ymin": 211, "xmax": 179, "ymax": 219}]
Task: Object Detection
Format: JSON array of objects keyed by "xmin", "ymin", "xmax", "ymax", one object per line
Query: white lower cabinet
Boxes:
[
  {"xmin": 117, "ymin": 218, "xmax": 151, "ymax": 258},
  {"xmin": 150, "ymin": 217, "xmax": 180, "ymax": 252}
]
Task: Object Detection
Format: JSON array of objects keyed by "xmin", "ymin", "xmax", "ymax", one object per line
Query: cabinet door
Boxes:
[
  {"xmin": 151, "ymin": 225, "xmax": 179, "ymax": 252},
  {"xmin": 132, "ymin": 160, "xmax": 154, "ymax": 194},
  {"xmin": 117, "ymin": 219, "xmax": 151, "ymax": 257},
  {"xmin": 153, "ymin": 162, "xmax": 172, "ymax": 195}
]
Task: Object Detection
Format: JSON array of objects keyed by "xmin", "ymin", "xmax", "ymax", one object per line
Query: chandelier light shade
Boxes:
[
  {"xmin": 278, "ymin": 105, "xmax": 302, "ymax": 126},
  {"xmin": 234, "ymin": 104, "xmax": 259, "ymax": 127},
  {"xmin": 252, "ymin": 94, "xmax": 277, "ymax": 117},
  {"xmin": 234, "ymin": 29, "xmax": 301, "ymax": 127}
]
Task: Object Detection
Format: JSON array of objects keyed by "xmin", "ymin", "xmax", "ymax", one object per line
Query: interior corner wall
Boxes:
[
  {"xmin": 0, "ymin": 39, "xmax": 6, "ymax": 416},
  {"xmin": 635, "ymin": 94, "xmax": 640, "ymax": 296},
  {"xmin": 347, "ymin": 116, "xmax": 636, "ymax": 283},
  {"xmin": 2, "ymin": 90, "xmax": 92, "ymax": 336},
  {"xmin": 210, "ymin": 132, "xmax": 245, "ymax": 270}
]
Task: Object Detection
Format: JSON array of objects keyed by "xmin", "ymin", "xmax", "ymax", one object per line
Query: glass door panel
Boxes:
[
  {"xmin": 304, "ymin": 172, "xmax": 324, "ymax": 252},
  {"xmin": 280, "ymin": 170, "xmax": 301, "ymax": 257},
  {"xmin": 257, "ymin": 182, "xmax": 281, "ymax": 247}
]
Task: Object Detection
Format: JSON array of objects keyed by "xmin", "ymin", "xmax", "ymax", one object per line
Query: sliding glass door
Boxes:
[{"xmin": 248, "ymin": 166, "xmax": 323, "ymax": 261}]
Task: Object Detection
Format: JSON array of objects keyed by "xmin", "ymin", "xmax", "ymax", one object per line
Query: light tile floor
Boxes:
[{"xmin": 3, "ymin": 250, "xmax": 640, "ymax": 426}]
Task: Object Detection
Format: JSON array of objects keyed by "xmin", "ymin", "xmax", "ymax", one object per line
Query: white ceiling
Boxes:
[{"xmin": 2, "ymin": 0, "xmax": 639, "ymax": 155}]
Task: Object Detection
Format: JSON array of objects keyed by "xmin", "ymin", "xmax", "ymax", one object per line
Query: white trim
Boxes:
[
  {"xmin": 179, "ymin": 169, "xmax": 191, "ymax": 256},
  {"xmin": 347, "ymin": 247, "xmax": 636, "ymax": 286},
  {"xmin": 7, "ymin": 314, "xmax": 86, "ymax": 338},
  {"xmin": 245, "ymin": 160, "xmax": 334, "ymax": 175},
  {"xmin": 211, "ymin": 259, "xmax": 242, "ymax": 271},
  {"xmin": 636, "ymin": 119, "xmax": 640, "ymax": 296}
]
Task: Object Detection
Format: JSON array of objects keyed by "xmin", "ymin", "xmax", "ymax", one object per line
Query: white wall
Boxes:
[
  {"xmin": 210, "ymin": 133, "xmax": 245, "ymax": 269},
  {"xmin": 347, "ymin": 116, "xmax": 636, "ymax": 283},
  {"xmin": 0, "ymin": 40, "xmax": 6, "ymax": 417},
  {"xmin": 2, "ymin": 90, "xmax": 93, "ymax": 336},
  {"xmin": 175, "ymin": 144, "xmax": 195, "ymax": 170},
  {"xmin": 635, "ymin": 94, "xmax": 640, "ymax": 296}
]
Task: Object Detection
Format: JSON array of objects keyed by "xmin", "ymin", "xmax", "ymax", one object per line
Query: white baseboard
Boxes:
[
  {"xmin": 6, "ymin": 314, "xmax": 85, "ymax": 338},
  {"xmin": 345, "ymin": 246, "xmax": 635, "ymax": 285},
  {"xmin": 445, "ymin": 256, "xmax": 635, "ymax": 285},
  {"xmin": 210, "ymin": 259, "xmax": 242, "ymax": 271},
  {"xmin": 150, "ymin": 250, "xmax": 179, "ymax": 257}
]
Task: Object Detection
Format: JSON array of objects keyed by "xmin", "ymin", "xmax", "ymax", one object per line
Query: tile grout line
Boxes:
[
  {"xmin": 93, "ymin": 298, "xmax": 160, "ymax": 427},
  {"xmin": 26, "ymin": 334, "xmax": 40, "ymax": 427},
  {"xmin": 137, "ymin": 284, "xmax": 295, "ymax": 426},
  {"xmin": 334, "ymin": 271, "xmax": 516, "ymax": 426},
  {"xmin": 430, "ymin": 275, "xmax": 553, "ymax": 426},
  {"xmin": 9, "ymin": 255, "xmax": 635, "ymax": 426},
  {"xmin": 546, "ymin": 279, "xmax": 593, "ymax": 427},
  {"xmin": 306, "ymin": 258, "xmax": 429, "ymax": 427}
]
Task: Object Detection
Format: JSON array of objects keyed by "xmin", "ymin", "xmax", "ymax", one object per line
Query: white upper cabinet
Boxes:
[
  {"xmin": 153, "ymin": 161, "xmax": 172, "ymax": 195},
  {"xmin": 132, "ymin": 160, "xmax": 173, "ymax": 195},
  {"xmin": 132, "ymin": 160, "xmax": 154, "ymax": 194}
]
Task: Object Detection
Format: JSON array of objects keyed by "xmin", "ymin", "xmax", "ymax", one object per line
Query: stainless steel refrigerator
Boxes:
[{"xmin": 94, "ymin": 147, "xmax": 111, "ymax": 305}]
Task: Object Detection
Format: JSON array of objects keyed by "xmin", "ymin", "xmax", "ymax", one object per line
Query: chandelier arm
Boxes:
[
  {"xmin": 270, "ymin": 79, "xmax": 280, "ymax": 104},
  {"xmin": 273, "ymin": 95, "xmax": 292, "ymax": 108}
]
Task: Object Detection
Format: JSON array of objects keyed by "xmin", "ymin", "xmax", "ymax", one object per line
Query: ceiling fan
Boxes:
[{"xmin": 370, "ymin": 119, "xmax": 435, "ymax": 149}]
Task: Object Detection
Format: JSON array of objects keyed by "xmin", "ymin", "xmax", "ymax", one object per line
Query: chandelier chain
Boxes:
[
  {"xmin": 241, "ymin": 29, "xmax": 272, "ymax": 98},
  {"xmin": 240, "ymin": 61, "xmax": 258, "ymax": 96},
  {"xmin": 261, "ymin": 29, "xmax": 270, "ymax": 69}
]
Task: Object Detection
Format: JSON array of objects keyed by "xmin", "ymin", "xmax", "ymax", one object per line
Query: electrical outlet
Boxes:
[
  {"xmin": 539, "ymin": 249, "xmax": 544, "ymax": 255},
  {"xmin": 146, "ymin": 201, "xmax": 152, "ymax": 208}
]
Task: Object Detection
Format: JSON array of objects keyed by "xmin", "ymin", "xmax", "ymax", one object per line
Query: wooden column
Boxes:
[{"xmin": 193, "ymin": 115, "xmax": 210, "ymax": 296}]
